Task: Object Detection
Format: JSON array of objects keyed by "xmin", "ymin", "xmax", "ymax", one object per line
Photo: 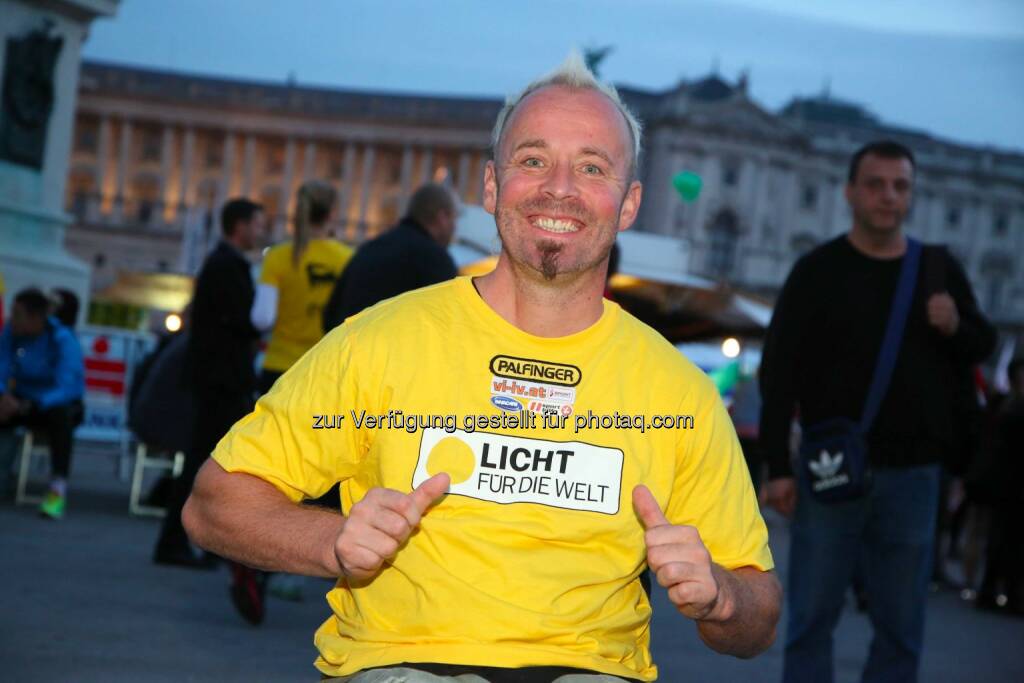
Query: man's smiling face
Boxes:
[{"xmin": 484, "ymin": 85, "xmax": 641, "ymax": 282}]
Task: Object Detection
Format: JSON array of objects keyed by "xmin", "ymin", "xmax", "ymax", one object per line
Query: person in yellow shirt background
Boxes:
[
  {"xmin": 236, "ymin": 179, "xmax": 353, "ymax": 619},
  {"xmin": 251, "ymin": 179, "xmax": 353, "ymax": 393}
]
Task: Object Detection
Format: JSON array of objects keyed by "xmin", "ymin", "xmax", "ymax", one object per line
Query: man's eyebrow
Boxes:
[
  {"xmin": 512, "ymin": 139, "xmax": 547, "ymax": 153},
  {"xmin": 580, "ymin": 146, "xmax": 614, "ymax": 166}
]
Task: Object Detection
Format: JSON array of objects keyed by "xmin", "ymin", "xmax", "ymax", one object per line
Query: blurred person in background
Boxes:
[
  {"xmin": 253, "ymin": 179, "xmax": 352, "ymax": 387},
  {"xmin": 128, "ymin": 307, "xmax": 194, "ymax": 508},
  {"xmin": 976, "ymin": 357, "xmax": 1024, "ymax": 615},
  {"xmin": 152, "ymin": 199, "xmax": 264, "ymax": 568},
  {"xmin": 321, "ymin": 182, "xmax": 456, "ymax": 332},
  {"xmin": 759, "ymin": 140, "xmax": 996, "ymax": 683},
  {"xmin": 0, "ymin": 288, "xmax": 84, "ymax": 517},
  {"xmin": 51, "ymin": 288, "xmax": 80, "ymax": 330}
]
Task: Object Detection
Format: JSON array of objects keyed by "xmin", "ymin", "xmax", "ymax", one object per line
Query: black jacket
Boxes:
[
  {"xmin": 322, "ymin": 218, "xmax": 457, "ymax": 331},
  {"xmin": 759, "ymin": 236, "xmax": 997, "ymax": 478},
  {"xmin": 184, "ymin": 241, "xmax": 258, "ymax": 395},
  {"xmin": 129, "ymin": 332, "xmax": 195, "ymax": 452}
]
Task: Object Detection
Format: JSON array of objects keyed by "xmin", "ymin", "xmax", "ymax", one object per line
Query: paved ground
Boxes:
[{"xmin": 2, "ymin": 446, "xmax": 1022, "ymax": 682}]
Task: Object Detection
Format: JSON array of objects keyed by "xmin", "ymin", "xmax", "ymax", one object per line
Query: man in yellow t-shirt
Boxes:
[{"xmin": 184, "ymin": 56, "xmax": 780, "ymax": 683}]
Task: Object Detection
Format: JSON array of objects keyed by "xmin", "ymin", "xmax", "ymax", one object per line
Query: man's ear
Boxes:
[
  {"xmin": 483, "ymin": 161, "xmax": 498, "ymax": 215},
  {"xmin": 616, "ymin": 180, "xmax": 643, "ymax": 232}
]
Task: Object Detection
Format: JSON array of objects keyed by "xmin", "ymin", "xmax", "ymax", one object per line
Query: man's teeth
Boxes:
[{"xmin": 534, "ymin": 217, "xmax": 579, "ymax": 233}]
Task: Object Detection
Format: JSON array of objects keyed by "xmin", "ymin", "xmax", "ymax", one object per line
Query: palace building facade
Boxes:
[{"xmin": 65, "ymin": 61, "xmax": 1024, "ymax": 332}]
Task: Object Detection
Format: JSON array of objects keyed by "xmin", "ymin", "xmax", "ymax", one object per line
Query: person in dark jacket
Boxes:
[
  {"xmin": 977, "ymin": 357, "xmax": 1024, "ymax": 615},
  {"xmin": 759, "ymin": 141, "xmax": 996, "ymax": 683},
  {"xmin": 322, "ymin": 183, "xmax": 458, "ymax": 332},
  {"xmin": 0, "ymin": 288, "xmax": 84, "ymax": 518},
  {"xmin": 153, "ymin": 198, "xmax": 264, "ymax": 568}
]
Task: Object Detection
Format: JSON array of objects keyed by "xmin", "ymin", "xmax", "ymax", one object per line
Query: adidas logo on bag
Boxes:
[{"xmin": 809, "ymin": 450, "xmax": 850, "ymax": 492}]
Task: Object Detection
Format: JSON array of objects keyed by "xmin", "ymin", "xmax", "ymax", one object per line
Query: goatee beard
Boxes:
[{"xmin": 538, "ymin": 240, "xmax": 563, "ymax": 281}]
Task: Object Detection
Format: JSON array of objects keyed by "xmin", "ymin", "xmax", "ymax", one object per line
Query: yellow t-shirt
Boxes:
[
  {"xmin": 259, "ymin": 238, "xmax": 353, "ymax": 372},
  {"xmin": 214, "ymin": 276, "xmax": 773, "ymax": 681}
]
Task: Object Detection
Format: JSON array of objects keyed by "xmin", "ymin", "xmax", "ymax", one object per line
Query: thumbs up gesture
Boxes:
[
  {"xmin": 633, "ymin": 484, "xmax": 726, "ymax": 621},
  {"xmin": 333, "ymin": 473, "xmax": 450, "ymax": 580}
]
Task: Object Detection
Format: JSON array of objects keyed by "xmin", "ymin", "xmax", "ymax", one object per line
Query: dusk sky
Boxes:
[{"xmin": 82, "ymin": 0, "xmax": 1024, "ymax": 151}]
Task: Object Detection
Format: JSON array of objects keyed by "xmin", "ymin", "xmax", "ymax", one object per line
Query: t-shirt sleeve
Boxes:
[
  {"xmin": 212, "ymin": 324, "xmax": 371, "ymax": 502},
  {"xmin": 664, "ymin": 374, "xmax": 774, "ymax": 571},
  {"xmin": 258, "ymin": 247, "xmax": 284, "ymax": 287}
]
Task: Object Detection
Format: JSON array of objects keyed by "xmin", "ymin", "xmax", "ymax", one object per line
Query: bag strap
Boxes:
[{"xmin": 860, "ymin": 237, "xmax": 922, "ymax": 432}]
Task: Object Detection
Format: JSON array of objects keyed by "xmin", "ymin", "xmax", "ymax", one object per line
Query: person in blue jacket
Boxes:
[{"xmin": 0, "ymin": 288, "xmax": 84, "ymax": 519}]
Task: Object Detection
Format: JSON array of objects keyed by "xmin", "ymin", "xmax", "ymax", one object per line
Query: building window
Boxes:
[
  {"xmin": 266, "ymin": 146, "xmax": 284, "ymax": 175},
  {"xmin": 140, "ymin": 129, "xmax": 161, "ymax": 162},
  {"xmin": 791, "ymin": 233, "xmax": 817, "ymax": 256},
  {"xmin": 946, "ymin": 207, "xmax": 961, "ymax": 229},
  {"xmin": 93, "ymin": 253, "xmax": 106, "ymax": 268},
  {"xmin": 706, "ymin": 210, "xmax": 739, "ymax": 278},
  {"xmin": 72, "ymin": 191, "xmax": 89, "ymax": 220},
  {"xmin": 260, "ymin": 185, "xmax": 281, "ymax": 220},
  {"xmin": 74, "ymin": 123, "xmax": 98, "ymax": 153},
  {"xmin": 329, "ymin": 155, "xmax": 345, "ymax": 180},
  {"xmin": 986, "ymin": 277, "xmax": 1005, "ymax": 313},
  {"xmin": 993, "ymin": 211, "xmax": 1009, "ymax": 236},
  {"xmin": 205, "ymin": 143, "xmax": 222, "ymax": 169},
  {"xmin": 800, "ymin": 184, "xmax": 818, "ymax": 210},
  {"xmin": 722, "ymin": 163, "xmax": 739, "ymax": 188},
  {"xmin": 138, "ymin": 200, "xmax": 155, "ymax": 224}
]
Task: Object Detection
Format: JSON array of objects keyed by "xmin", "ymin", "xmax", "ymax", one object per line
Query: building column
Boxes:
[
  {"xmin": 158, "ymin": 125, "xmax": 175, "ymax": 223},
  {"xmin": 178, "ymin": 128, "xmax": 195, "ymax": 210},
  {"xmin": 302, "ymin": 141, "xmax": 317, "ymax": 181},
  {"xmin": 417, "ymin": 147, "xmax": 433, "ymax": 185},
  {"xmin": 240, "ymin": 134, "xmax": 256, "ymax": 197},
  {"xmin": 356, "ymin": 145, "xmax": 377, "ymax": 240},
  {"xmin": 456, "ymin": 150, "xmax": 471, "ymax": 200},
  {"xmin": 93, "ymin": 115, "xmax": 111, "ymax": 220},
  {"xmin": 831, "ymin": 179, "xmax": 847, "ymax": 235},
  {"xmin": 399, "ymin": 144, "xmax": 414, "ymax": 204},
  {"xmin": 216, "ymin": 133, "xmax": 236, "ymax": 209},
  {"xmin": 338, "ymin": 142, "xmax": 357, "ymax": 236},
  {"xmin": 476, "ymin": 151, "xmax": 488, "ymax": 205},
  {"xmin": 113, "ymin": 117, "xmax": 132, "ymax": 221},
  {"xmin": 276, "ymin": 138, "xmax": 296, "ymax": 238}
]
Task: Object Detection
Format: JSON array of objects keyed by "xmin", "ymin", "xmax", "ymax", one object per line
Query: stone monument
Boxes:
[{"xmin": 0, "ymin": 0, "xmax": 118, "ymax": 320}]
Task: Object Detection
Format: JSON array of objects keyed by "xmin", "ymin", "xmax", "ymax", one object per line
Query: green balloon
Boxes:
[{"xmin": 672, "ymin": 171, "xmax": 702, "ymax": 202}]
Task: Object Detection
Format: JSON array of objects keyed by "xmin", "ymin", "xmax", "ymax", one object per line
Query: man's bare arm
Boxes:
[
  {"xmin": 695, "ymin": 565, "xmax": 781, "ymax": 658},
  {"xmin": 183, "ymin": 460, "xmax": 451, "ymax": 579},
  {"xmin": 183, "ymin": 460, "xmax": 345, "ymax": 577},
  {"xmin": 634, "ymin": 485, "xmax": 781, "ymax": 659}
]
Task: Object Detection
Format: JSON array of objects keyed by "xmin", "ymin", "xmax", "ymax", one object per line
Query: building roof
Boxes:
[{"xmin": 79, "ymin": 61, "xmax": 504, "ymax": 129}]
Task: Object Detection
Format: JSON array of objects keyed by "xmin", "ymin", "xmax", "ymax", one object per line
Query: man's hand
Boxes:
[
  {"xmin": 633, "ymin": 485, "xmax": 728, "ymax": 621},
  {"xmin": 927, "ymin": 293, "xmax": 959, "ymax": 337},
  {"xmin": 0, "ymin": 393, "xmax": 19, "ymax": 421},
  {"xmin": 333, "ymin": 473, "xmax": 450, "ymax": 581},
  {"xmin": 759, "ymin": 477, "xmax": 797, "ymax": 518}
]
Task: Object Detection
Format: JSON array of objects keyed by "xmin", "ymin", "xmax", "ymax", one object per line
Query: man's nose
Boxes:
[{"xmin": 541, "ymin": 161, "xmax": 578, "ymax": 199}]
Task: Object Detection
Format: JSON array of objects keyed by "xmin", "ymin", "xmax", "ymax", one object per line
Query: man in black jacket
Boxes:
[
  {"xmin": 759, "ymin": 141, "xmax": 996, "ymax": 683},
  {"xmin": 153, "ymin": 198, "xmax": 264, "ymax": 568},
  {"xmin": 322, "ymin": 183, "xmax": 458, "ymax": 331}
]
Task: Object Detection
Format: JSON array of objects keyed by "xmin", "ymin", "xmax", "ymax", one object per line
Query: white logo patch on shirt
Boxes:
[{"xmin": 413, "ymin": 428, "xmax": 623, "ymax": 514}]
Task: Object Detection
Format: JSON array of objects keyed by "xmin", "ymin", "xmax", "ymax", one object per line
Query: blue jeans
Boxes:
[{"xmin": 783, "ymin": 464, "xmax": 940, "ymax": 683}]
